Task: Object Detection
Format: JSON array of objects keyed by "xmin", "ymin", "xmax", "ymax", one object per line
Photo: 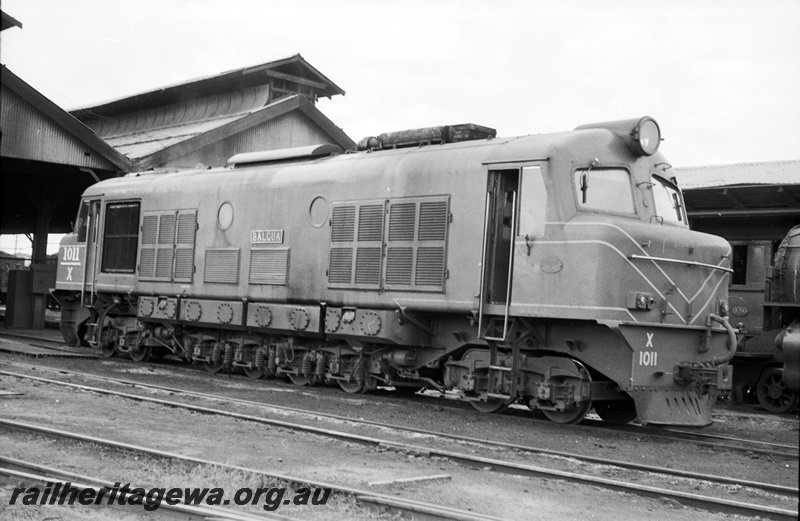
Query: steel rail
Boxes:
[
  {"xmin": 2, "ymin": 341, "xmax": 797, "ymax": 461},
  {"xmin": 590, "ymin": 420, "xmax": 799, "ymax": 458},
  {"xmin": 2, "ymin": 372, "xmax": 797, "ymax": 520},
  {"xmin": 0, "ymin": 457, "xmax": 288, "ymax": 521},
  {"xmin": 663, "ymin": 428, "xmax": 799, "ymax": 450},
  {"xmin": 5, "ymin": 353, "xmax": 797, "ymax": 460},
  {"xmin": 3, "ymin": 333, "xmax": 798, "ymax": 458},
  {"xmin": 0, "ymin": 419, "xmax": 504, "ymax": 521},
  {"xmin": 4, "ymin": 329, "xmax": 797, "ymax": 456},
  {"xmin": 2, "ymin": 364, "xmax": 797, "ymax": 497},
  {"xmin": 0, "ymin": 330, "xmax": 68, "ymax": 346}
]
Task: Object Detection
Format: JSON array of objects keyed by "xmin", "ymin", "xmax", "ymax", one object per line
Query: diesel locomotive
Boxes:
[{"xmin": 53, "ymin": 116, "xmax": 737, "ymax": 426}]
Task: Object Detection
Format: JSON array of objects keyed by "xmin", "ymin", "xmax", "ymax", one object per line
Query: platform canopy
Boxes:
[
  {"xmin": 1, "ymin": 65, "xmax": 133, "ymax": 234},
  {"xmin": 674, "ymin": 160, "xmax": 800, "ymax": 240}
]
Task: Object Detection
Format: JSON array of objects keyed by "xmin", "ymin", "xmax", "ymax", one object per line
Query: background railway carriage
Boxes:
[{"xmin": 53, "ymin": 117, "xmax": 737, "ymax": 427}]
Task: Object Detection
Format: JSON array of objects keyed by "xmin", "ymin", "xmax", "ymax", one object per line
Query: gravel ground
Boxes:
[{"xmin": 0, "ymin": 338, "xmax": 798, "ymax": 520}]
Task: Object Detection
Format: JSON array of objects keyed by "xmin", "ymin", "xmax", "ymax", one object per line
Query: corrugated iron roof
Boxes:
[
  {"xmin": 70, "ymin": 53, "xmax": 345, "ymax": 117},
  {"xmin": 674, "ymin": 159, "xmax": 800, "ymax": 189},
  {"xmin": 1, "ymin": 65, "xmax": 132, "ymax": 171},
  {"xmin": 106, "ymin": 113, "xmax": 247, "ymax": 159}
]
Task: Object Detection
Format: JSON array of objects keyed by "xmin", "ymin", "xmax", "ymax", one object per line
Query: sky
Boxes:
[{"xmin": 1, "ymin": 0, "xmax": 799, "ymax": 255}]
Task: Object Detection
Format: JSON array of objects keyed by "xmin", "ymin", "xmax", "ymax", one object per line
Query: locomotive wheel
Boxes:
[
  {"xmin": 338, "ymin": 379, "xmax": 366, "ymax": 394},
  {"xmin": 470, "ymin": 397, "xmax": 514, "ymax": 414},
  {"xmin": 129, "ymin": 344, "xmax": 152, "ymax": 363},
  {"xmin": 243, "ymin": 367, "xmax": 265, "ymax": 380},
  {"xmin": 288, "ymin": 374, "xmax": 314, "ymax": 386},
  {"xmin": 204, "ymin": 362, "xmax": 224, "ymax": 374},
  {"xmin": 96, "ymin": 316, "xmax": 119, "ymax": 358},
  {"xmin": 541, "ymin": 360, "xmax": 592, "ymax": 424},
  {"xmin": 542, "ymin": 400, "xmax": 592, "ymax": 424},
  {"xmin": 593, "ymin": 399, "xmax": 638, "ymax": 425},
  {"xmin": 99, "ymin": 343, "xmax": 118, "ymax": 358},
  {"xmin": 756, "ymin": 367, "xmax": 799, "ymax": 413}
]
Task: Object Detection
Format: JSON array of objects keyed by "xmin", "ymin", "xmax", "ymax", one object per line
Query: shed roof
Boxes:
[
  {"xmin": 674, "ymin": 159, "xmax": 800, "ymax": 189},
  {"xmin": 70, "ymin": 53, "xmax": 345, "ymax": 118},
  {"xmin": 674, "ymin": 160, "xmax": 800, "ymax": 222},
  {"xmin": 1, "ymin": 10, "xmax": 22, "ymax": 31},
  {"xmin": 1, "ymin": 65, "xmax": 132, "ymax": 171},
  {"xmin": 96, "ymin": 93, "xmax": 354, "ymax": 170}
]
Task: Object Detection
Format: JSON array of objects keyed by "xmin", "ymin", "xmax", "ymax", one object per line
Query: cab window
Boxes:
[
  {"xmin": 651, "ymin": 175, "xmax": 685, "ymax": 223},
  {"xmin": 574, "ymin": 168, "xmax": 635, "ymax": 214},
  {"xmin": 101, "ymin": 201, "xmax": 141, "ymax": 274}
]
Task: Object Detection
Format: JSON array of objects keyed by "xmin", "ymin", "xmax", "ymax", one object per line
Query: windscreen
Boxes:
[
  {"xmin": 574, "ymin": 168, "xmax": 635, "ymax": 214},
  {"xmin": 651, "ymin": 175, "xmax": 685, "ymax": 223}
]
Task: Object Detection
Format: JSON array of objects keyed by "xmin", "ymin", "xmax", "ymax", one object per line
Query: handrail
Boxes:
[
  {"xmin": 629, "ymin": 254, "xmax": 733, "ymax": 273},
  {"xmin": 477, "ymin": 192, "xmax": 491, "ymax": 339}
]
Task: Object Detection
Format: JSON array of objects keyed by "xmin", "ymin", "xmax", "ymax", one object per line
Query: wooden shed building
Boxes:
[{"xmin": 70, "ymin": 54, "xmax": 355, "ymax": 172}]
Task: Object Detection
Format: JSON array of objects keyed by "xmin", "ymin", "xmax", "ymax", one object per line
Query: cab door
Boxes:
[
  {"xmin": 479, "ymin": 165, "xmax": 547, "ymax": 339},
  {"xmin": 729, "ymin": 241, "xmax": 771, "ymax": 335},
  {"xmin": 83, "ymin": 199, "xmax": 102, "ymax": 300}
]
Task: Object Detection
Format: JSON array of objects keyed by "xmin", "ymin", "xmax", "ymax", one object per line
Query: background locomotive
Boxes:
[
  {"xmin": 53, "ymin": 116, "xmax": 737, "ymax": 426},
  {"xmin": 729, "ymin": 226, "xmax": 800, "ymax": 413}
]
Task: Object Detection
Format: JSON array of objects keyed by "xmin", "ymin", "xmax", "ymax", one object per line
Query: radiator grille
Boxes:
[
  {"xmin": 418, "ymin": 201, "xmax": 448, "ymax": 241},
  {"xmin": 141, "ymin": 216, "xmax": 158, "ymax": 245},
  {"xmin": 355, "ymin": 247, "xmax": 382, "ymax": 285},
  {"xmin": 176, "ymin": 213, "xmax": 196, "ymax": 244},
  {"xmin": 249, "ymin": 248, "xmax": 289, "ymax": 285},
  {"xmin": 158, "ymin": 214, "xmax": 176, "ymax": 244},
  {"xmin": 388, "ymin": 203, "xmax": 416, "ymax": 241},
  {"xmin": 331, "ymin": 206, "xmax": 356, "ymax": 242},
  {"xmin": 156, "ymin": 249, "xmax": 174, "ymax": 279},
  {"xmin": 385, "ymin": 247, "xmax": 413, "ymax": 286},
  {"xmin": 174, "ymin": 249, "xmax": 194, "ymax": 280},
  {"xmin": 358, "ymin": 205, "xmax": 384, "ymax": 241},
  {"xmin": 415, "ymin": 247, "xmax": 446, "ymax": 286},
  {"xmin": 139, "ymin": 249, "xmax": 155, "ymax": 278},
  {"xmin": 328, "ymin": 248, "xmax": 353, "ymax": 285},
  {"xmin": 204, "ymin": 249, "xmax": 240, "ymax": 284},
  {"xmin": 328, "ymin": 196, "xmax": 448, "ymax": 292}
]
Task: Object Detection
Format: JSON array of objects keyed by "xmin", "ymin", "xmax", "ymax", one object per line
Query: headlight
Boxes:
[{"xmin": 632, "ymin": 117, "xmax": 661, "ymax": 156}]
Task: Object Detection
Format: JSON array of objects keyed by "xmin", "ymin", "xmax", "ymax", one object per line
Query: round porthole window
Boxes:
[
  {"xmin": 217, "ymin": 202, "xmax": 234, "ymax": 230},
  {"xmin": 309, "ymin": 196, "xmax": 329, "ymax": 228}
]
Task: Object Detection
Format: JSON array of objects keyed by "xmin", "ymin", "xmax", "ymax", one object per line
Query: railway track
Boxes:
[
  {"xmin": 1, "ymin": 361, "xmax": 797, "ymax": 491},
  {"xmin": 1, "ymin": 418, "xmax": 505, "ymax": 521},
  {"xmin": 1, "ymin": 334, "xmax": 796, "ymax": 460},
  {"xmin": 1, "ymin": 367, "xmax": 797, "ymax": 520}
]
